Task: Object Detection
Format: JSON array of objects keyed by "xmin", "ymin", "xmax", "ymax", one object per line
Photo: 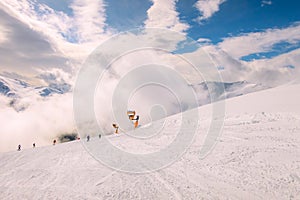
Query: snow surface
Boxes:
[{"xmin": 0, "ymin": 83, "xmax": 299, "ymax": 199}]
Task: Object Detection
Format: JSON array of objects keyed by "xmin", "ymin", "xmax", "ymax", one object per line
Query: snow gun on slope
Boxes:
[{"xmin": 127, "ymin": 110, "xmax": 139, "ymax": 128}]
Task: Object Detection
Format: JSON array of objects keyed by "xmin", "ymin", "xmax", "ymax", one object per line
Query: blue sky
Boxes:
[
  {"xmin": 35, "ymin": 0, "xmax": 300, "ymax": 41},
  {"xmin": 34, "ymin": 0, "xmax": 74, "ymax": 16},
  {"xmin": 30, "ymin": 0, "xmax": 300, "ymax": 59},
  {"xmin": 105, "ymin": 0, "xmax": 152, "ymax": 31},
  {"xmin": 184, "ymin": 0, "xmax": 300, "ymax": 43},
  {"xmin": 19, "ymin": 0, "xmax": 300, "ymax": 41}
]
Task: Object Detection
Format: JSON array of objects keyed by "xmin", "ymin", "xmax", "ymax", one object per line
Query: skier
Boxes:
[
  {"xmin": 87, "ymin": 135, "xmax": 90, "ymax": 142},
  {"xmin": 33, "ymin": 143, "xmax": 36, "ymax": 148},
  {"xmin": 17, "ymin": 144, "xmax": 21, "ymax": 151},
  {"xmin": 53, "ymin": 139, "xmax": 56, "ymax": 145},
  {"xmin": 112, "ymin": 124, "xmax": 119, "ymax": 134},
  {"xmin": 99, "ymin": 134, "xmax": 102, "ymax": 139}
]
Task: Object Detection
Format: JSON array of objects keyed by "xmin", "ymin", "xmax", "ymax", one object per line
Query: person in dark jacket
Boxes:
[{"xmin": 112, "ymin": 124, "xmax": 119, "ymax": 133}]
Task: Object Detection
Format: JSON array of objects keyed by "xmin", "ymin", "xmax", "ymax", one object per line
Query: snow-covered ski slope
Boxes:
[{"xmin": 0, "ymin": 83, "xmax": 300, "ymax": 199}]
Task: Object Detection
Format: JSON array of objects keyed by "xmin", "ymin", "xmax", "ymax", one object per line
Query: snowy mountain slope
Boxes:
[
  {"xmin": 0, "ymin": 81, "xmax": 11, "ymax": 96},
  {"xmin": 0, "ymin": 75, "xmax": 71, "ymax": 111},
  {"xmin": 0, "ymin": 75, "xmax": 71, "ymax": 98},
  {"xmin": 0, "ymin": 76, "xmax": 30, "ymax": 97},
  {"xmin": 0, "ymin": 84, "xmax": 299, "ymax": 199},
  {"xmin": 36, "ymin": 83, "xmax": 71, "ymax": 97},
  {"xmin": 0, "ymin": 76, "xmax": 38, "ymax": 111}
]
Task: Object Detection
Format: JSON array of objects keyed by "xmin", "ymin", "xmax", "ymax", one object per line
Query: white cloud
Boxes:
[
  {"xmin": 70, "ymin": 0, "xmax": 108, "ymax": 43},
  {"xmin": 0, "ymin": 0, "xmax": 112, "ymax": 152},
  {"xmin": 201, "ymin": 45, "xmax": 249, "ymax": 82},
  {"xmin": 144, "ymin": 0, "xmax": 189, "ymax": 33},
  {"xmin": 143, "ymin": 0, "xmax": 189, "ymax": 52},
  {"xmin": 0, "ymin": 0, "xmax": 113, "ymax": 80},
  {"xmin": 200, "ymin": 41, "xmax": 300, "ymax": 87},
  {"xmin": 197, "ymin": 22, "xmax": 300, "ymax": 86},
  {"xmin": 0, "ymin": 23, "xmax": 10, "ymax": 43},
  {"xmin": 93, "ymin": 48, "xmax": 201, "ymax": 133},
  {"xmin": 36, "ymin": 68, "xmax": 74, "ymax": 87},
  {"xmin": 0, "ymin": 93, "xmax": 75, "ymax": 152},
  {"xmin": 197, "ymin": 38, "xmax": 211, "ymax": 43},
  {"xmin": 245, "ymin": 48, "xmax": 300, "ymax": 86},
  {"xmin": 219, "ymin": 22, "xmax": 300, "ymax": 59},
  {"xmin": 261, "ymin": 0, "xmax": 272, "ymax": 7},
  {"xmin": 194, "ymin": 0, "xmax": 226, "ymax": 22},
  {"xmin": 0, "ymin": 0, "xmax": 72, "ymax": 46},
  {"xmin": 0, "ymin": 0, "xmax": 112, "ymax": 57},
  {"xmin": 0, "ymin": 8, "xmax": 72, "ymax": 78}
]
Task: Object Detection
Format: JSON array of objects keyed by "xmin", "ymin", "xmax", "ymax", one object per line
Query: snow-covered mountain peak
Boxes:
[{"xmin": 0, "ymin": 75, "xmax": 72, "ymax": 112}]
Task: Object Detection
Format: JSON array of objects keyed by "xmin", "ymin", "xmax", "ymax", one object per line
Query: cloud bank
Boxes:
[{"xmin": 0, "ymin": 93, "xmax": 74, "ymax": 152}]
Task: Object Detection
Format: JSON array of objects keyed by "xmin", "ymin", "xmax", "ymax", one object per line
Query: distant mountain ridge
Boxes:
[
  {"xmin": 0, "ymin": 75, "xmax": 71, "ymax": 97},
  {"xmin": 0, "ymin": 75, "xmax": 71, "ymax": 111},
  {"xmin": 0, "ymin": 74, "xmax": 268, "ymax": 112}
]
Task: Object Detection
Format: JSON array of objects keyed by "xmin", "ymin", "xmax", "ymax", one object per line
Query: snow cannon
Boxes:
[
  {"xmin": 134, "ymin": 116, "xmax": 139, "ymax": 128},
  {"xmin": 127, "ymin": 110, "xmax": 136, "ymax": 120},
  {"xmin": 127, "ymin": 111, "xmax": 140, "ymax": 128}
]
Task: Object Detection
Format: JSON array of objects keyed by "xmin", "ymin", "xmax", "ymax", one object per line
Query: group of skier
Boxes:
[
  {"xmin": 17, "ymin": 111, "xmax": 139, "ymax": 151},
  {"xmin": 17, "ymin": 142, "xmax": 36, "ymax": 151}
]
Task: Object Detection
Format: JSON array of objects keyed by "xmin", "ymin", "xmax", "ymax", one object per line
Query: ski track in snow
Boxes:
[{"xmin": 0, "ymin": 84, "xmax": 300, "ymax": 199}]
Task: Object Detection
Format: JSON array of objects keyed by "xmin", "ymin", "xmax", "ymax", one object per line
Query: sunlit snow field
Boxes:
[{"xmin": 0, "ymin": 83, "xmax": 299, "ymax": 199}]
